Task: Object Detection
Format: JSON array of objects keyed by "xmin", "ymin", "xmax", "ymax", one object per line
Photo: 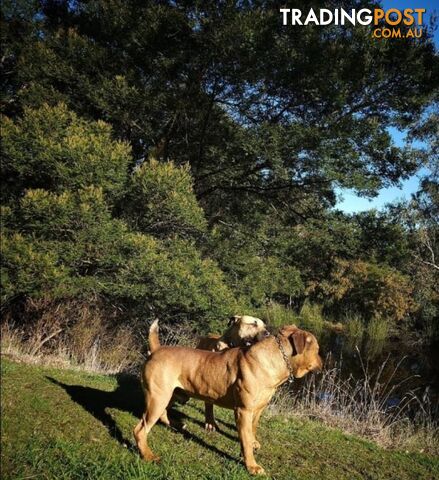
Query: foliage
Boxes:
[
  {"xmin": 320, "ymin": 259, "xmax": 415, "ymax": 323},
  {"xmin": 1, "ymin": 232, "xmax": 69, "ymax": 303},
  {"xmin": 123, "ymin": 158, "xmax": 207, "ymax": 238},
  {"xmin": 2, "ymin": 0, "xmax": 437, "ymax": 219},
  {"xmin": 209, "ymin": 222, "xmax": 304, "ymax": 307},
  {"xmin": 366, "ymin": 316, "xmax": 390, "ymax": 343},
  {"xmin": 1, "ymin": 104, "xmax": 131, "ymax": 203},
  {"xmin": 1, "ymin": 104, "xmax": 236, "ymax": 328},
  {"xmin": 0, "ymin": 2, "xmax": 438, "ymax": 340},
  {"xmin": 344, "ymin": 314, "xmax": 365, "ymax": 340}
]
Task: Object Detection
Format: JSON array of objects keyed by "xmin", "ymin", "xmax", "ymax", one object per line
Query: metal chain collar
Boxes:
[{"xmin": 274, "ymin": 335, "xmax": 294, "ymax": 383}]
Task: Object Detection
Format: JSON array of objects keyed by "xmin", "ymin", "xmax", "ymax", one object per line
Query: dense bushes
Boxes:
[
  {"xmin": 1, "ymin": 104, "xmax": 131, "ymax": 203},
  {"xmin": 1, "ymin": 108, "xmax": 437, "ymax": 341},
  {"xmin": 1, "ymin": 105, "xmax": 236, "ymax": 332},
  {"xmin": 320, "ymin": 259, "xmax": 415, "ymax": 323}
]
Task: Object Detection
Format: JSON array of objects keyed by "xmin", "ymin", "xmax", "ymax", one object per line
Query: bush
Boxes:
[
  {"xmin": 321, "ymin": 259, "xmax": 415, "ymax": 323},
  {"xmin": 1, "ymin": 105, "xmax": 238, "ymax": 331},
  {"xmin": 1, "ymin": 233, "xmax": 70, "ymax": 303},
  {"xmin": 123, "ymin": 158, "xmax": 207, "ymax": 238},
  {"xmin": 1, "ymin": 104, "xmax": 131, "ymax": 203}
]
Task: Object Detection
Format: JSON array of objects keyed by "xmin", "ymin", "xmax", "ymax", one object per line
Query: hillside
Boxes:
[{"xmin": 1, "ymin": 358, "xmax": 438, "ymax": 480}]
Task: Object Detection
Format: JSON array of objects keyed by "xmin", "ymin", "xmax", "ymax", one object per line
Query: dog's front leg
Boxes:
[
  {"xmin": 235, "ymin": 408, "xmax": 265, "ymax": 475},
  {"xmin": 251, "ymin": 407, "xmax": 264, "ymax": 450}
]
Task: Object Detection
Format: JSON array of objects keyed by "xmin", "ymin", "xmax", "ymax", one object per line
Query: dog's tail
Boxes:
[{"xmin": 148, "ymin": 319, "xmax": 161, "ymax": 353}]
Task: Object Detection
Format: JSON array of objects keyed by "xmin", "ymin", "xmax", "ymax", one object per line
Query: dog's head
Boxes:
[
  {"xmin": 224, "ymin": 315, "xmax": 269, "ymax": 348},
  {"xmin": 279, "ymin": 324, "xmax": 323, "ymax": 378}
]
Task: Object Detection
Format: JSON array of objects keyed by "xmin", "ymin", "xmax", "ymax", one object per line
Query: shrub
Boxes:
[
  {"xmin": 123, "ymin": 158, "xmax": 207, "ymax": 238},
  {"xmin": 321, "ymin": 259, "xmax": 415, "ymax": 323},
  {"xmin": 1, "ymin": 233, "xmax": 70, "ymax": 303},
  {"xmin": 1, "ymin": 104, "xmax": 131, "ymax": 203}
]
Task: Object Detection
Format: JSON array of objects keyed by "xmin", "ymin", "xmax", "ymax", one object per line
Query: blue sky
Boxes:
[{"xmin": 336, "ymin": 0, "xmax": 437, "ymax": 213}]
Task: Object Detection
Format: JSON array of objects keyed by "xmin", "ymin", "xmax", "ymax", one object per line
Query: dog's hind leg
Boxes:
[
  {"xmin": 133, "ymin": 389, "xmax": 173, "ymax": 462},
  {"xmin": 159, "ymin": 408, "xmax": 171, "ymax": 426}
]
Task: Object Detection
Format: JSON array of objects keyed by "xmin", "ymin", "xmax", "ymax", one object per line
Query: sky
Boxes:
[{"xmin": 336, "ymin": 0, "xmax": 437, "ymax": 213}]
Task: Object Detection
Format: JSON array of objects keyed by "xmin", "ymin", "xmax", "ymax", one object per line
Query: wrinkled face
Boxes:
[
  {"xmin": 229, "ymin": 315, "xmax": 269, "ymax": 346},
  {"xmin": 279, "ymin": 325, "xmax": 323, "ymax": 378}
]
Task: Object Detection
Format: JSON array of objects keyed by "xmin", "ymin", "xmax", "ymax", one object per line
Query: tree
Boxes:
[
  {"xmin": 1, "ymin": 104, "xmax": 237, "ymax": 329},
  {"xmin": 2, "ymin": 1, "xmax": 437, "ymax": 223},
  {"xmin": 122, "ymin": 158, "xmax": 207, "ymax": 239}
]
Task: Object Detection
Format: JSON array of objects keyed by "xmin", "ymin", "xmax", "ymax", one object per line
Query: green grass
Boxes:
[
  {"xmin": 2, "ymin": 358, "xmax": 438, "ymax": 480},
  {"xmin": 367, "ymin": 316, "xmax": 390, "ymax": 342},
  {"xmin": 344, "ymin": 314, "xmax": 365, "ymax": 340}
]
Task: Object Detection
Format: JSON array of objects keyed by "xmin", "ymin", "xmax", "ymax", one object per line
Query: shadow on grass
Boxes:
[
  {"xmin": 186, "ymin": 403, "xmax": 236, "ymax": 432},
  {"xmin": 46, "ymin": 375, "xmax": 239, "ymax": 463}
]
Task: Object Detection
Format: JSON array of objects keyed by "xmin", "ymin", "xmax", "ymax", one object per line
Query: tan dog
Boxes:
[
  {"xmin": 148, "ymin": 315, "xmax": 269, "ymax": 431},
  {"xmin": 196, "ymin": 315, "xmax": 269, "ymax": 431},
  {"xmin": 134, "ymin": 323, "xmax": 322, "ymax": 475},
  {"xmin": 197, "ymin": 315, "xmax": 269, "ymax": 352}
]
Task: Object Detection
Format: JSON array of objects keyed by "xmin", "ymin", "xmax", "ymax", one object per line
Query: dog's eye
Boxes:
[{"xmin": 254, "ymin": 321, "xmax": 258, "ymax": 326}]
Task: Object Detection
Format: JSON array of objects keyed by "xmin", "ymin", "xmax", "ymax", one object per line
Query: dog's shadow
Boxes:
[{"xmin": 46, "ymin": 375, "xmax": 239, "ymax": 462}]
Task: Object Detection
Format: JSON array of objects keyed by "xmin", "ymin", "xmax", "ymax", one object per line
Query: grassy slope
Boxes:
[{"xmin": 1, "ymin": 358, "xmax": 438, "ymax": 480}]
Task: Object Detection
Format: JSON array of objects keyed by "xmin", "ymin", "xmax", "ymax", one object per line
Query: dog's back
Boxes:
[{"xmin": 196, "ymin": 334, "xmax": 224, "ymax": 351}]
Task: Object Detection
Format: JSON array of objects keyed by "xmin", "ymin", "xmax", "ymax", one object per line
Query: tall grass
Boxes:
[
  {"xmin": 344, "ymin": 313, "xmax": 365, "ymax": 340},
  {"xmin": 256, "ymin": 302, "xmax": 300, "ymax": 328},
  {"xmin": 299, "ymin": 301, "xmax": 324, "ymax": 335},
  {"xmin": 1, "ymin": 317, "xmax": 141, "ymax": 374},
  {"xmin": 367, "ymin": 316, "xmax": 389, "ymax": 342},
  {"xmin": 268, "ymin": 350, "xmax": 438, "ymax": 454},
  {"xmin": 256, "ymin": 301, "xmax": 324, "ymax": 335}
]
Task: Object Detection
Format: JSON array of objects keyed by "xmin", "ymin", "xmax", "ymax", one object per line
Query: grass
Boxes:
[
  {"xmin": 367, "ymin": 317, "xmax": 390, "ymax": 342},
  {"xmin": 273, "ymin": 355, "xmax": 438, "ymax": 454},
  {"xmin": 344, "ymin": 314, "xmax": 365, "ymax": 340},
  {"xmin": 256, "ymin": 301, "xmax": 324, "ymax": 335},
  {"xmin": 2, "ymin": 358, "xmax": 438, "ymax": 480}
]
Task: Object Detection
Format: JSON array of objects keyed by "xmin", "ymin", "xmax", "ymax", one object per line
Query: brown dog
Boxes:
[
  {"xmin": 196, "ymin": 315, "xmax": 269, "ymax": 431},
  {"xmin": 134, "ymin": 323, "xmax": 322, "ymax": 475}
]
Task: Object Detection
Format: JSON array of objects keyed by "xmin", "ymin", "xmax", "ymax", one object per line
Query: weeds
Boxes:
[
  {"xmin": 344, "ymin": 313, "xmax": 365, "ymax": 339},
  {"xmin": 268, "ymin": 349, "xmax": 438, "ymax": 455},
  {"xmin": 367, "ymin": 316, "xmax": 389, "ymax": 342}
]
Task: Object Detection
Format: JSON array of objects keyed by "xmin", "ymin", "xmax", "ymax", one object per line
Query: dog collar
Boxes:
[{"xmin": 274, "ymin": 335, "xmax": 294, "ymax": 383}]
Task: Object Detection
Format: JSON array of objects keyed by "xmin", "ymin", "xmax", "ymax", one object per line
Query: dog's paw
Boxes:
[
  {"xmin": 247, "ymin": 464, "xmax": 265, "ymax": 475},
  {"xmin": 142, "ymin": 453, "xmax": 161, "ymax": 463},
  {"xmin": 252, "ymin": 439, "xmax": 261, "ymax": 450},
  {"xmin": 205, "ymin": 422, "xmax": 218, "ymax": 432}
]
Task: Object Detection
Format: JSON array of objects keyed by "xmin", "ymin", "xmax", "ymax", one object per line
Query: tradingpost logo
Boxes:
[{"xmin": 280, "ymin": 7, "xmax": 426, "ymax": 39}]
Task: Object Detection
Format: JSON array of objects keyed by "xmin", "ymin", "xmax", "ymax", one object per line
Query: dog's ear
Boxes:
[
  {"xmin": 279, "ymin": 324, "xmax": 298, "ymax": 337},
  {"xmin": 279, "ymin": 325, "xmax": 306, "ymax": 354},
  {"xmin": 228, "ymin": 315, "xmax": 241, "ymax": 326},
  {"xmin": 290, "ymin": 330, "xmax": 307, "ymax": 354}
]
